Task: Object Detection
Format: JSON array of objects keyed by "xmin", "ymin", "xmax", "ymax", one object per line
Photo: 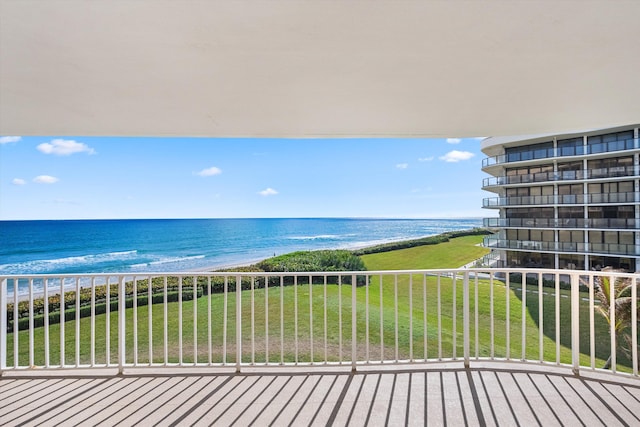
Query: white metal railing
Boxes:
[{"xmin": 1, "ymin": 269, "xmax": 638, "ymax": 379}]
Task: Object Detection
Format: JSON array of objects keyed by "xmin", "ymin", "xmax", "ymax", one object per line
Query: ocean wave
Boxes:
[
  {"xmin": 132, "ymin": 255, "xmax": 206, "ymax": 268},
  {"xmin": 287, "ymin": 234, "xmax": 343, "ymax": 241},
  {"xmin": 0, "ymin": 250, "xmax": 139, "ymax": 274}
]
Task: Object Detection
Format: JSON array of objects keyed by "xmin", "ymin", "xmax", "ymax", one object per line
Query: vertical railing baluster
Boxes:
[
  {"xmin": 60, "ymin": 277, "xmax": 65, "ymax": 367},
  {"xmin": 505, "ymin": 272, "xmax": 510, "ymax": 361},
  {"xmin": 589, "ymin": 274, "xmax": 595, "ymax": 370},
  {"xmin": 474, "ymin": 273, "xmax": 479, "ymax": 359},
  {"xmin": 193, "ymin": 275, "xmax": 198, "ymax": 366},
  {"xmin": 555, "ymin": 273, "xmax": 560, "ymax": 364},
  {"xmin": 522, "ymin": 272, "xmax": 526, "ymax": 361},
  {"xmin": 365, "ymin": 275, "xmax": 370, "ymax": 364},
  {"xmin": 29, "ymin": 278, "xmax": 34, "ymax": 367},
  {"xmin": 106, "ymin": 277, "xmax": 111, "ymax": 366},
  {"xmin": 423, "ymin": 274, "xmax": 427, "ymax": 361},
  {"xmin": 609, "ymin": 274, "xmax": 616, "ymax": 374},
  {"xmin": 75, "ymin": 277, "xmax": 80, "ymax": 367},
  {"xmin": 338, "ymin": 275, "xmax": 343, "ymax": 363},
  {"xmin": 489, "ymin": 273, "xmax": 494, "ymax": 359},
  {"xmin": 118, "ymin": 276, "xmax": 125, "ymax": 373},
  {"xmin": 148, "ymin": 276, "xmax": 153, "ymax": 366},
  {"xmin": 207, "ymin": 276, "xmax": 212, "ymax": 366},
  {"xmin": 538, "ymin": 272, "xmax": 544, "ymax": 363},
  {"xmin": 280, "ymin": 276, "xmax": 284, "ymax": 365},
  {"xmin": 207, "ymin": 276, "xmax": 213, "ymax": 366},
  {"xmin": 223, "ymin": 277, "xmax": 228, "ymax": 365},
  {"xmin": 265, "ymin": 275, "xmax": 269, "ymax": 365},
  {"xmin": 452, "ymin": 273, "xmax": 457, "ymax": 360},
  {"xmin": 463, "ymin": 271, "xmax": 470, "ymax": 368},
  {"xmin": 133, "ymin": 277, "xmax": 138, "ymax": 366},
  {"xmin": 409, "ymin": 274, "xmax": 413, "ymax": 362},
  {"xmin": 163, "ymin": 276, "xmax": 168, "ymax": 365},
  {"xmin": 0, "ymin": 278, "xmax": 6, "ymax": 372},
  {"xmin": 251, "ymin": 277, "xmax": 255, "ymax": 365},
  {"xmin": 351, "ymin": 274, "xmax": 357, "ymax": 371},
  {"xmin": 91, "ymin": 277, "xmax": 95, "ymax": 367},
  {"xmin": 294, "ymin": 275, "xmax": 298, "ymax": 364},
  {"xmin": 178, "ymin": 276, "xmax": 183, "ymax": 365},
  {"xmin": 309, "ymin": 275, "xmax": 314, "ymax": 364},
  {"xmin": 44, "ymin": 278, "xmax": 50, "ymax": 368},
  {"xmin": 324, "ymin": 275, "xmax": 328, "ymax": 364},
  {"xmin": 632, "ymin": 273, "xmax": 638, "ymax": 376},
  {"xmin": 570, "ymin": 273, "xmax": 580, "ymax": 375},
  {"xmin": 394, "ymin": 275, "xmax": 398, "ymax": 362},
  {"xmin": 379, "ymin": 274, "xmax": 384, "ymax": 362},
  {"xmin": 235, "ymin": 275, "xmax": 241, "ymax": 373},
  {"xmin": 437, "ymin": 274, "xmax": 442, "ymax": 360}
]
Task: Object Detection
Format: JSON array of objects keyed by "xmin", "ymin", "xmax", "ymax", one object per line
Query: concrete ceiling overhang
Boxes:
[{"xmin": 1, "ymin": 0, "xmax": 639, "ymax": 139}]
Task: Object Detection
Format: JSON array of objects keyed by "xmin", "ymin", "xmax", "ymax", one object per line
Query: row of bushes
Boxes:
[
  {"xmin": 5, "ymin": 230, "xmax": 485, "ymax": 330},
  {"xmin": 351, "ymin": 228, "xmax": 493, "ymax": 255},
  {"xmin": 7, "ymin": 289, "xmax": 202, "ymax": 332}
]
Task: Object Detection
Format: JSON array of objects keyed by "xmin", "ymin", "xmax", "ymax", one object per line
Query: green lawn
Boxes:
[{"xmin": 4, "ymin": 235, "xmax": 623, "ymax": 370}]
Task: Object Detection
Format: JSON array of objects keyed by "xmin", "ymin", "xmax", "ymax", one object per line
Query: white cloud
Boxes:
[
  {"xmin": 258, "ymin": 188, "xmax": 278, "ymax": 196},
  {"xmin": 37, "ymin": 139, "xmax": 95, "ymax": 156},
  {"xmin": 33, "ymin": 175, "xmax": 59, "ymax": 184},
  {"xmin": 196, "ymin": 166, "xmax": 222, "ymax": 177},
  {"xmin": 418, "ymin": 156, "xmax": 434, "ymax": 162},
  {"xmin": 439, "ymin": 150, "xmax": 475, "ymax": 163},
  {"xmin": 12, "ymin": 178, "xmax": 26, "ymax": 185},
  {"xmin": 446, "ymin": 138, "xmax": 461, "ymax": 144},
  {"xmin": 396, "ymin": 163, "xmax": 409, "ymax": 169},
  {"xmin": 0, "ymin": 136, "xmax": 21, "ymax": 144}
]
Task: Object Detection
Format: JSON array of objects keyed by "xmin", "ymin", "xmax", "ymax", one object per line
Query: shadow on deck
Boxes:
[{"xmin": 1, "ymin": 363, "xmax": 639, "ymax": 426}]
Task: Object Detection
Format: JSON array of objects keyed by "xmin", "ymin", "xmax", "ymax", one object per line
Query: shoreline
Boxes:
[{"xmin": 6, "ymin": 228, "xmax": 489, "ymax": 301}]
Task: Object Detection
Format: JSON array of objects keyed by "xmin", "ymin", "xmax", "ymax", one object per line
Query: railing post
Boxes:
[
  {"xmin": 352, "ymin": 274, "xmax": 357, "ymax": 372},
  {"xmin": 118, "ymin": 276, "xmax": 126, "ymax": 375},
  {"xmin": 570, "ymin": 273, "xmax": 580, "ymax": 375},
  {"xmin": 463, "ymin": 271, "xmax": 470, "ymax": 369},
  {"xmin": 0, "ymin": 278, "xmax": 6, "ymax": 373},
  {"xmin": 236, "ymin": 275, "xmax": 242, "ymax": 373}
]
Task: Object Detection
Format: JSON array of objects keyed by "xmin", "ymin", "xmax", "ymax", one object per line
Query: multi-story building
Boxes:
[{"xmin": 481, "ymin": 124, "xmax": 640, "ymax": 272}]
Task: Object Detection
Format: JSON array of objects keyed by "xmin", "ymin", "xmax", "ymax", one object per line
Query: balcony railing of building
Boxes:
[
  {"xmin": 482, "ymin": 165, "xmax": 638, "ymax": 188},
  {"xmin": 1, "ymin": 269, "xmax": 638, "ymax": 381},
  {"xmin": 483, "ymin": 217, "xmax": 640, "ymax": 229},
  {"xmin": 483, "ymin": 237, "xmax": 640, "ymax": 256},
  {"xmin": 482, "ymin": 138, "xmax": 639, "ymax": 168},
  {"xmin": 483, "ymin": 192, "xmax": 638, "ymax": 208}
]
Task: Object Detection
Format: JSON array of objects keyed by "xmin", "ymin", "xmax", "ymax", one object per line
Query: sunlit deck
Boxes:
[
  {"xmin": 1, "ymin": 363, "xmax": 639, "ymax": 426},
  {"xmin": 1, "ymin": 268, "xmax": 638, "ymax": 425}
]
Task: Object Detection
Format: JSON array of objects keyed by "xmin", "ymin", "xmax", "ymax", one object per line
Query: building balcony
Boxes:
[
  {"xmin": 483, "ymin": 192, "xmax": 638, "ymax": 208},
  {"xmin": 482, "ymin": 165, "xmax": 638, "ymax": 189},
  {"xmin": 483, "ymin": 217, "xmax": 640, "ymax": 230},
  {"xmin": 483, "ymin": 237, "xmax": 640, "ymax": 256},
  {"xmin": 482, "ymin": 138, "xmax": 639, "ymax": 169},
  {"xmin": 1, "ymin": 269, "xmax": 638, "ymax": 425}
]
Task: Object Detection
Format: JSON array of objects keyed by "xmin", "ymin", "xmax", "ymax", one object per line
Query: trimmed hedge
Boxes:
[
  {"xmin": 351, "ymin": 228, "xmax": 493, "ymax": 255},
  {"xmin": 8, "ymin": 289, "xmax": 202, "ymax": 332}
]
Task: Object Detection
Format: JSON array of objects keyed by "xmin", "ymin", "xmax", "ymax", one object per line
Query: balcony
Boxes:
[
  {"xmin": 482, "ymin": 165, "xmax": 638, "ymax": 188},
  {"xmin": 1, "ymin": 269, "xmax": 638, "ymax": 424},
  {"xmin": 484, "ymin": 238, "xmax": 640, "ymax": 256},
  {"xmin": 482, "ymin": 138, "xmax": 639, "ymax": 168},
  {"xmin": 483, "ymin": 192, "xmax": 638, "ymax": 208},
  {"xmin": 483, "ymin": 217, "xmax": 640, "ymax": 230}
]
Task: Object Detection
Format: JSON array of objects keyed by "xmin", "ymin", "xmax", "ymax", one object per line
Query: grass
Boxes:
[{"xmin": 4, "ymin": 235, "xmax": 625, "ymax": 371}]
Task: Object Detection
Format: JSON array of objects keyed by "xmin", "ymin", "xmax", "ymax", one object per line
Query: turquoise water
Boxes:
[{"xmin": 0, "ymin": 218, "xmax": 481, "ymax": 275}]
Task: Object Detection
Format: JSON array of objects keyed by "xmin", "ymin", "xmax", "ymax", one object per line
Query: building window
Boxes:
[{"xmin": 557, "ymin": 137, "xmax": 584, "ymax": 156}]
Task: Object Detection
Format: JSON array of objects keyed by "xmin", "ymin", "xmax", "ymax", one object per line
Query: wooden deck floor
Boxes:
[{"xmin": 1, "ymin": 363, "xmax": 639, "ymax": 426}]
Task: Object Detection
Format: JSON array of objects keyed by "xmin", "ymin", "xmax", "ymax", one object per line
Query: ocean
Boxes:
[{"xmin": 0, "ymin": 218, "xmax": 482, "ymax": 275}]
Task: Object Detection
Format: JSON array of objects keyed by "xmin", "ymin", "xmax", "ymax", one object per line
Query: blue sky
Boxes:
[{"xmin": 0, "ymin": 136, "xmax": 490, "ymax": 220}]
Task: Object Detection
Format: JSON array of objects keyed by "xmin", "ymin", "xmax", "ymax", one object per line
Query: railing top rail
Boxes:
[{"xmin": 2, "ymin": 268, "xmax": 639, "ymax": 280}]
